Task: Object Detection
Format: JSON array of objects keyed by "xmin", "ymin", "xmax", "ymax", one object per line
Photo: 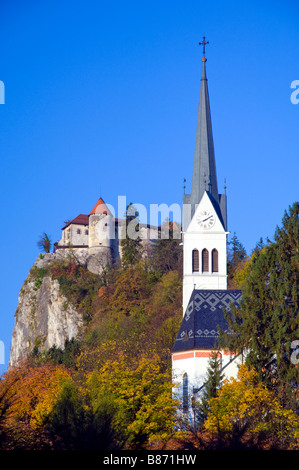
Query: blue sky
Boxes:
[{"xmin": 0, "ymin": 0, "xmax": 298, "ymax": 372}]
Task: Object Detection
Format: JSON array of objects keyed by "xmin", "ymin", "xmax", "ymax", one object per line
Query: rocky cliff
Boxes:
[{"xmin": 9, "ymin": 254, "xmax": 84, "ymax": 367}]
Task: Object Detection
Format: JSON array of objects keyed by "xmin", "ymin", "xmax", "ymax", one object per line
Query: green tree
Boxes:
[
  {"xmin": 120, "ymin": 203, "xmax": 142, "ymax": 268},
  {"xmin": 37, "ymin": 232, "xmax": 52, "ymax": 253},
  {"xmin": 47, "ymin": 380, "xmax": 86, "ymax": 449},
  {"xmin": 198, "ymin": 350, "xmax": 224, "ymax": 423},
  {"xmin": 227, "ymin": 232, "xmax": 247, "ymax": 286},
  {"xmin": 150, "ymin": 221, "xmax": 182, "ymax": 277},
  {"xmin": 221, "ymin": 202, "xmax": 299, "ymax": 403}
]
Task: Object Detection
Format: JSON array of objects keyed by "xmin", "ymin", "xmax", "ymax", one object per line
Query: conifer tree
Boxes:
[
  {"xmin": 151, "ymin": 221, "xmax": 182, "ymax": 276},
  {"xmin": 198, "ymin": 349, "xmax": 224, "ymax": 423},
  {"xmin": 227, "ymin": 232, "xmax": 247, "ymax": 284},
  {"xmin": 120, "ymin": 203, "xmax": 142, "ymax": 268},
  {"xmin": 221, "ymin": 202, "xmax": 299, "ymax": 402}
]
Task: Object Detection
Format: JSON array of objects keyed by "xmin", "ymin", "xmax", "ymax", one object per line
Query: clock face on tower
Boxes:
[{"xmin": 196, "ymin": 210, "xmax": 216, "ymax": 229}]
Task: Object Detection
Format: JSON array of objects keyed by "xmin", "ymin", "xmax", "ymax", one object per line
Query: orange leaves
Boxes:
[
  {"xmin": 109, "ymin": 266, "xmax": 151, "ymax": 314},
  {"xmin": 98, "ymin": 285, "xmax": 109, "ymax": 299},
  {"xmin": 1, "ymin": 360, "xmax": 72, "ymax": 427}
]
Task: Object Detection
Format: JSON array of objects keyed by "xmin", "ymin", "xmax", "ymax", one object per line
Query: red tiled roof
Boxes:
[
  {"xmin": 89, "ymin": 197, "xmax": 112, "ymax": 216},
  {"xmin": 61, "ymin": 214, "xmax": 89, "ymax": 230}
]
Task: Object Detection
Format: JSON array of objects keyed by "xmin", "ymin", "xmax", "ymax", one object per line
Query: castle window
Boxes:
[
  {"xmin": 202, "ymin": 249, "xmax": 209, "ymax": 272},
  {"xmin": 192, "ymin": 249, "xmax": 199, "ymax": 272},
  {"xmin": 77, "ymin": 229, "xmax": 81, "ymax": 234},
  {"xmin": 183, "ymin": 373, "xmax": 188, "ymax": 413},
  {"xmin": 85, "ymin": 229, "xmax": 89, "ymax": 235},
  {"xmin": 212, "ymin": 249, "xmax": 219, "ymax": 273}
]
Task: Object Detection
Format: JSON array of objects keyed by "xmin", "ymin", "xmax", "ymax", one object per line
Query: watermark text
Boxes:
[
  {"xmin": 0, "ymin": 81, "xmax": 4, "ymax": 104},
  {"xmin": 290, "ymin": 80, "xmax": 299, "ymax": 104},
  {"xmin": 0, "ymin": 341, "xmax": 4, "ymax": 364}
]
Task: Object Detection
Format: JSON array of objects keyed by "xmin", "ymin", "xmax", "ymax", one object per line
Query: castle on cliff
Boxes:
[{"xmin": 54, "ymin": 196, "xmax": 162, "ymax": 274}]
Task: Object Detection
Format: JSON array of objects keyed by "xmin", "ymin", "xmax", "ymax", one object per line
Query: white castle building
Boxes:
[
  {"xmin": 54, "ymin": 196, "xmax": 167, "ymax": 273},
  {"xmin": 171, "ymin": 40, "xmax": 243, "ymax": 422}
]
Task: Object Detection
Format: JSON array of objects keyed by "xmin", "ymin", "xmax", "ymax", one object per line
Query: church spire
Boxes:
[{"xmin": 190, "ymin": 37, "xmax": 219, "ymax": 211}]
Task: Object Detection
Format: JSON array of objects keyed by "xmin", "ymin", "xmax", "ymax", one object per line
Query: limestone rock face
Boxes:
[{"xmin": 9, "ymin": 256, "xmax": 83, "ymax": 367}]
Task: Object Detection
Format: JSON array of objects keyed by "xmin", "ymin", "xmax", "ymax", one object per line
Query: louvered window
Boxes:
[
  {"xmin": 212, "ymin": 249, "xmax": 219, "ymax": 273},
  {"xmin": 192, "ymin": 249, "xmax": 199, "ymax": 272},
  {"xmin": 202, "ymin": 249, "xmax": 209, "ymax": 272}
]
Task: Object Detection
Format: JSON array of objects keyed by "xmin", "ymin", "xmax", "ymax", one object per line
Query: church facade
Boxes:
[{"xmin": 172, "ymin": 41, "xmax": 243, "ymax": 421}]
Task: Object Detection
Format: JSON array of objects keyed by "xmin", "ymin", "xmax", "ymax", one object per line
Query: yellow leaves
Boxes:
[
  {"xmin": 30, "ymin": 368, "xmax": 73, "ymax": 427},
  {"xmin": 204, "ymin": 364, "xmax": 299, "ymax": 446},
  {"xmin": 2, "ymin": 360, "xmax": 72, "ymax": 428},
  {"xmin": 84, "ymin": 352, "xmax": 177, "ymax": 444},
  {"xmin": 229, "ymin": 257, "xmax": 252, "ymax": 289}
]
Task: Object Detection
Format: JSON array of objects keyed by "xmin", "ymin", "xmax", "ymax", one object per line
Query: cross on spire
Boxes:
[{"xmin": 199, "ymin": 36, "xmax": 209, "ymax": 58}]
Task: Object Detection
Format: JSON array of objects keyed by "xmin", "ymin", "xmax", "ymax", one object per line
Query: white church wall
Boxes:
[
  {"xmin": 182, "ymin": 192, "xmax": 228, "ymax": 313},
  {"xmin": 172, "ymin": 349, "xmax": 242, "ymax": 422},
  {"xmin": 172, "ymin": 353, "xmax": 209, "ymax": 393}
]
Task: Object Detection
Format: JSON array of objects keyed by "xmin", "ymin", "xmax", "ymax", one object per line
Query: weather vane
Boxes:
[{"xmin": 199, "ymin": 36, "xmax": 209, "ymax": 58}]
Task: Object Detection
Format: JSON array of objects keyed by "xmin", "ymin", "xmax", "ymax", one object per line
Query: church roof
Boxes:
[
  {"xmin": 172, "ymin": 289, "xmax": 242, "ymax": 353},
  {"xmin": 89, "ymin": 197, "xmax": 113, "ymax": 216},
  {"xmin": 183, "ymin": 47, "xmax": 227, "ymax": 231},
  {"xmin": 190, "ymin": 57, "xmax": 218, "ymax": 210}
]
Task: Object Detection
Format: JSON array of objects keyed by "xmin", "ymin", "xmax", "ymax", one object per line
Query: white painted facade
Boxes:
[
  {"xmin": 172, "ymin": 350, "xmax": 243, "ymax": 402},
  {"xmin": 55, "ymin": 197, "xmax": 162, "ymax": 271},
  {"xmin": 58, "ymin": 223, "xmax": 89, "ymax": 247},
  {"xmin": 171, "ymin": 49, "xmax": 242, "ymax": 425},
  {"xmin": 182, "ymin": 192, "xmax": 228, "ymax": 313}
]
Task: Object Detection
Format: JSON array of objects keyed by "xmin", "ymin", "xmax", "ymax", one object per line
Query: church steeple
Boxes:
[
  {"xmin": 190, "ymin": 38, "xmax": 218, "ymax": 210},
  {"xmin": 183, "ymin": 37, "xmax": 227, "ymax": 231}
]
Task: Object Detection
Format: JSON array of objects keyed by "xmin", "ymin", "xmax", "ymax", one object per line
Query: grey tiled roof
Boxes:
[{"xmin": 172, "ymin": 289, "xmax": 242, "ymax": 353}]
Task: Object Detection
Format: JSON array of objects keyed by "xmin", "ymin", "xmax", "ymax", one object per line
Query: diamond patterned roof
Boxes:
[{"xmin": 172, "ymin": 289, "xmax": 242, "ymax": 352}]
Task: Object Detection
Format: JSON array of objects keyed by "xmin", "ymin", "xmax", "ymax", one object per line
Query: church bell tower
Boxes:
[
  {"xmin": 172, "ymin": 40, "xmax": 242, "ymax": 423},
  {"xmin": 182, "ymin": 38, "xmax": 228, "ymax": 313}
]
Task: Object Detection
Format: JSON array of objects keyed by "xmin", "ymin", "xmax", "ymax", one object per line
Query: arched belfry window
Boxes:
[
  {"xmin": 212, "ymin": 249, "xmax": 219, "ymax": 273},
  {"xmin": 192, "ymin": 249, "xmax": 199, "ymax": 272},
  {"xmin": 202, "ymin": 249, "xmax": 209, "ymax": 273},
  {"xmin": 182, "ymin": 373, "xmax": 188, "ymax": 412}
]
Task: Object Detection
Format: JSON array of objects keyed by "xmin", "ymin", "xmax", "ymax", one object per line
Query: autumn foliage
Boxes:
[
  {"xmin": 204, "ymin": 364, "xmax": 299, "ymax": 449},
  {"xmin": 0, "ymin": 253, "xmax": 183, "ymax": 449},
  {"xmin": 1, "ymin": 203, "xmax": 299, "ymax": 450}
]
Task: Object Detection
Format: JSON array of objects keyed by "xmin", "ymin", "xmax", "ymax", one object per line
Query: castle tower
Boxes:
[{"xmin": 87, "ymin": 196, "xmax": 114, "ymax": 273}]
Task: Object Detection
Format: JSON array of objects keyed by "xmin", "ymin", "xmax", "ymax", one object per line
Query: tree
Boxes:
[
  {"xmin": 4, "ymin": 361, "xmax": 73, "ymax": 428},
  {"xmin": 204, "ymin": 364, "xmax": 299, "ymax": 449},
  {"xmin": 198, "ymin": 350, "xmax": 224, "ymax": 423},
  {"xmin": 37, "ymin": 232, "xmax": 52, "ymax": 253},
  {"xmin": 120, "ymin": 203, "xmax": 142, "ymax": 268},
  {"xmin": 221, "ymin": 202, "xmax": 299, "ymax": 402},
  {"xmin": 85, "ymin": 353, "xmax": 178, "ymax": 448},
  {"xmin": 47, "ymin": 380, "xmax": 87, "ymax": 449},
  {"xmin": 227, "ymin": 232, "xmax": 247, "ymax": 286},
  {"xmin": 150, "ymin": 222, "xmax": 182, "ymax": 277}
]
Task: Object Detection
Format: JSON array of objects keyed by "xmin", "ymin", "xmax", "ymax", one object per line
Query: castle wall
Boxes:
[{"xmin": 57, "ymin": 224, "xmax": 89, "ymax": 247}]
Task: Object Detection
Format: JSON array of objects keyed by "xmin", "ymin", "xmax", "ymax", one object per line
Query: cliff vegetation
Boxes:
[{"xmin": 1, "ymin": 203, "xmax": 299, "ymax": 450}]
